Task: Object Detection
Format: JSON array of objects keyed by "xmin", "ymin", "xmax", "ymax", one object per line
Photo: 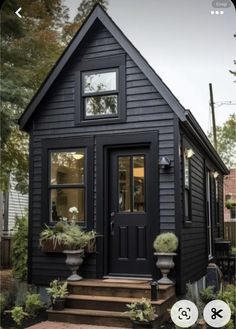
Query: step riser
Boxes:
[
  {"xmin": 48, "ymin": 312, "xmax": 133, "ymax": 328},
  {"xmin": 158, "ymin": 286, "xmax": 175, "ymax": 300},
  {"xmin": 69, "ymin": 286, "xmax": 151, "ymax": 298}
]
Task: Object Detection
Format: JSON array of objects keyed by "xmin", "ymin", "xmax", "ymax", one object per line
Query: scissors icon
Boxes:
[{"xmin": 211, "ymin": 308, "xmax": 223, "ymax": 319}]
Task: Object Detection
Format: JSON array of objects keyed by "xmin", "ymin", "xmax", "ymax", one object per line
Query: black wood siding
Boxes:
[
  {"xmin": 179, "ymin": 130, "xmax": 224, "ymax": 290},
  {"xmin": 29, "ymin": 21, "xmax": 176, "ymax": 285}
]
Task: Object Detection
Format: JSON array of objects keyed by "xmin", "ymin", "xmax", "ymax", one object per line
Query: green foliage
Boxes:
[
  {"xmin": 11, "ymin": 215, "xmax": 28, "ymax": 281},
  {"xmin": 63, "ymin": 0, "xmax": 108, "ymax": 42},
  {"xmin": 1, "ymin": 0, "xmax": 109, "ymax": 194},
  {"xmin": 39, "ymin": 222, "xmax": 96, "ymax": 250},
  {"xmin": 126, "ymin": 298, "xmax": 156, "ymax": 323},
  {"xmin": 208, "ymin": 114, "xmax": 236, "ymax": 168},
  {"xmin": 153, "ymin": 232, "xmax": 178, "ymax": 253},
  {"xmin": 199, "ymin": 286, "xmax": 214, "ymax": 304},
  {"xmin": 217, "ymin": 285, "xmax": 236, "ymax": 317},
  {"xmin": 9, "ymin": 306, "xmax": 28, "ymax": 326},
  {"xmin": 46, "ymin": 280, "xmax": 68, "ymax": 304},
  {"xmin": 25, "ymin": 293, "xmax": 44, "ymax": 317},
  {"xmin": 0, "ymin": 293, "xmax": 6, "ymax": 314}
]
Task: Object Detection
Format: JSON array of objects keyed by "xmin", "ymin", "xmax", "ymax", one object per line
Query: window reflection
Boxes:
[
  {"xmin": 85, "ymin": 95, "xmax": 117, "ymax": 116},
  {"xmin": 84, "ymin": 71, "xmax": 117, "ymax": 94},
  {"xmin": 51, "ymin": 151, "xmax": 84, "ymax": 185}
]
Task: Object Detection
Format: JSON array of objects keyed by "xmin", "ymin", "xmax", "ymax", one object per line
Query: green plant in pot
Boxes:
[
  {"xmin": 46, "ymin": 279, "xmax": 68, "ymax": 311},
  {"xmin": 153, "ymin": 232, "xmax": 178, "ymax": 285},
  {"xmin": 39, "ymin": 222, "xmax": 67, "ymax": 252},
  {"xmin": 62, "ymin": 223, "xmax": 96, "ymax": 281},
  {"xmin": 126, "ymin": 298, "xmax": 157, "ymax": 329}
]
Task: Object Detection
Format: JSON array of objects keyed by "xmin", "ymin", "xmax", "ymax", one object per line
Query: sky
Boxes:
[{"xmin": 64, "ymin": 0, "xmax": 236, "ymax": 133}]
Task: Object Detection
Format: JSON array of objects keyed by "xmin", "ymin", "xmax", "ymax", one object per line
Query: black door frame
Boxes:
[{"xmin": 96, "ymin": 131, "xmax": 159, "ymax": 278}]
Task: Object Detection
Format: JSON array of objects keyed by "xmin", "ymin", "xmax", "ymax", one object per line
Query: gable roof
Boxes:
[
  {"xmin": 19, "ymin": 4, "xmax": 186, "ymax": 130},
  {"xmin": 18, "ymin": 4, "xmax": 228, "ymax": 174}
]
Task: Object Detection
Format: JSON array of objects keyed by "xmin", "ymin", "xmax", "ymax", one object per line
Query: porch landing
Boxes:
[{"xmin": 48, "ymin": 279, "xmax": 176, "ymax": 328}]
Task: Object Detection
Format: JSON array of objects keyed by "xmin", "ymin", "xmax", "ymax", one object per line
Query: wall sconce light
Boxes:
[
  {"xmin": 159, "ymin": 156, "xmax": 171, "ymax": 169},
  {"xmin": 213, "ymin": 171, "xmax": 219, "ymax": 179},
  {"xmin": 185, "ymin": 148, "xmax": 195, "ymax": 159}
]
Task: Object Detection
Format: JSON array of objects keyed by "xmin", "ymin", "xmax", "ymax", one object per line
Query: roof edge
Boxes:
[
  {"xmin": 19, "ymin": 4, "xmax": 187, "ymax": 131},
  {"xmin": 184, "ymin": 110, "xmax": 229, "ymax": 175}
]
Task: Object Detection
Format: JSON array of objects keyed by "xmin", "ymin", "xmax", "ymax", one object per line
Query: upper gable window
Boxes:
[
  {"xmin": 82, "ymin": 69, "xmax": 118, "ymax": 117},
  {"xmin": 75, "ymin": 55, "xmax": 126, "ymax": 126}
]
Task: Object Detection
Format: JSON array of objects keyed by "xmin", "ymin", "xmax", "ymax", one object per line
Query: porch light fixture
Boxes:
[
  {"xmin": 159, "ymin": 156, "xmax": 171, "ymax": 169},
  {"xmin": 213, "ymin": 171, "xmax": 219, "ymax": 179},
  {"xmin": 185, "ymin": 148, "xmax": 195, "ymax": 159}
]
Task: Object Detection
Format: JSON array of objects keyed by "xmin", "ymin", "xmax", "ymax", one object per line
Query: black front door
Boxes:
[{"xmin": 108, "ymin": 148, "xmax": 152, "ymax": 276}]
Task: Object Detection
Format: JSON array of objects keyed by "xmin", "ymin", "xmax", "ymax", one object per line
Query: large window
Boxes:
[
  {"xmin": 75, "ymin": 55, "xmax": 125, "ymax": 125},
  {"xmin": 42, "ymin": 137, "xmax": 93, "ymax": 229},
  {"xmin": 49, "ymin": 150, "xmax": 85, "ymax": 224},
  {"xmin": 82, "ymin": 69, "xmax": 118, "ymax": 117}
]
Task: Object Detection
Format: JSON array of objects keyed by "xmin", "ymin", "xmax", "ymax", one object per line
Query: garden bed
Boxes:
[{"xmin": 1, "ymin": 309, "xmax": 47, "ymax": 329}]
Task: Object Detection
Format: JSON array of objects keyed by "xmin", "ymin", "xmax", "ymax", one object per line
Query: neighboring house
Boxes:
[
  {"xmin": 18, "ymin": 5, "xmax": 228, "ymax": 295},
  {"xmin": 0, "ymin": 173, "xmax": 28, "ymax": 235},
  {"xmin": 224, "ymin": 168, "xmax": 236, "ymax": 221}
]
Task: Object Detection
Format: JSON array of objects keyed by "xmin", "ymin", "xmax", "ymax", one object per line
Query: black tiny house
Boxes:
[{"xmin": 19, "ymin": 5, "xmax": 228, "ymax": 295}]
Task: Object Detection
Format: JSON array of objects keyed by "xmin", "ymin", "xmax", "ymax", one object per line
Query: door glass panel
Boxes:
[
  {"xmin": 118, "ymin": 157, "xmax": 131, "ymax": 212},
  {"xmin": 51, "ymin": 151, "xmax": 84, "ymax": 185},
  {"xmin": 133, "ymin": 156, "xmax": 145, "ymax": 212},
  {"xmin": 118, "ymin": 155, "xmax": 145, "ymax": 213}
]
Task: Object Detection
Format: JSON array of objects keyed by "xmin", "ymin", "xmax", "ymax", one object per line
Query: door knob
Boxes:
[{"xmin": 110, "ymin": 211, "xmax": 115, "ymax": 217}]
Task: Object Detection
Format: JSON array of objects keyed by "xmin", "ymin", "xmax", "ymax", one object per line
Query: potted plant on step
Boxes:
[
  {"xmin": 126, "ymin": 298, "xmax": 158, "ymax": 329},
  {"xmin": 46, "ymin": 279, "xmax": 68, "ymax": 311},
  {"xmin": 153, "ymin": 232, "xmax": 178, "ymax": 285},
  {"xmin": 62, "ymin": 223, "xmax": 96, "ymax": 281}
]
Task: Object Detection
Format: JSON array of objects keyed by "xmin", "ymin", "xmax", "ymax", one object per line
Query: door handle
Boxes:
[{"xmin": 110, "ymin": 220, "xmax": 115, "ymax": 236}]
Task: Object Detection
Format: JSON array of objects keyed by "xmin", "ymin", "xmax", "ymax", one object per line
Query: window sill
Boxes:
[
  {"xmin": 183, "ymin": 221, "xmax": 192, "ymax": 228},
  {"xmin": 76, "ymin": 116, "xmax": 125, "ymax": 126}
]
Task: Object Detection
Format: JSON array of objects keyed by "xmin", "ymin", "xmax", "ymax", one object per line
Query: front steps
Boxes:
[{"xmin": 48, "ymin": 279, "xmax": 176, "ymax": 328}]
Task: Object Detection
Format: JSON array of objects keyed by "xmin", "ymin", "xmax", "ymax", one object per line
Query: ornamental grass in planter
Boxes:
[{"xmin": 153, "ymin": 232, "xmax": 178, "ymax": 285}]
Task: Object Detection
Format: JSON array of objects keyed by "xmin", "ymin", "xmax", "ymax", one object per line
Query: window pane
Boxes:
[
  {"xmin": 85, "ymin": 95, "xmax": 117, "ymax": 117},
  {"xmin": 50, "ymin": 188, "xmax": 85, "ymax": 224},
  {"xmin": 84, "ymin": 71, "xmax": 117, "ymax": 94},
  {"xmin": 51, "ymin": 151, "xmax": 84, "ymax": 185},
  {"xmin": 184, "ymin": 189, "xmax": 189, "ymax": 218},
  {"xmin": 133, "ymin": 156, "xmax": 145, "ymax": 212},
  {"xmin": 118, "ymin": 157, "xmax": 131, "ymax": 212},
  {"xmin": 184, "ymin": 156, "xmax": 189, "ymax": 188}
]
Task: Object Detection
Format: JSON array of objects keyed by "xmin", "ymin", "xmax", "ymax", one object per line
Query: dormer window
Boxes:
[
  {"xmin": 75, "ymin": 55, "xmax": 126, "ymax": 125},
  {"xmin": 82, "ymin": 69, "xmax": 118, "ymax": 118}
]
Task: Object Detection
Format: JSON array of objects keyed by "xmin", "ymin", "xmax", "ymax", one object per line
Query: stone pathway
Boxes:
[{"xmin": 26, "ymin": 321, "xmax": 124, "ymax": 329}]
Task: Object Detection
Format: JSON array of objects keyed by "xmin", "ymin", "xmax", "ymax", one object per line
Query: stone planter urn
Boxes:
[
  {"xmin": 63, "ymin": 249, "xmax": 84, "ymax": 281},
  {"xmin": 154, "ymin": 252, "xmax": 176, "ymax": 284}
]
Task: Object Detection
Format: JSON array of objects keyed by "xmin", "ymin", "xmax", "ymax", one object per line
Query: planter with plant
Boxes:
[
  {"xmin": 46, "ymin": 280, "xmax": 68, "ymax": 311},
  {"xmin": 63, "ymin": 223, "xmax": 96, "ymax": 280},
  {"xmin": 153, "ymin": 232, "xmax": 178, "ymax": 285},
  {"xmin": 126, "ymin": 298, "xmax": 157, "ymax": 329},
  {"xmin": 39, "ymin": 222, "xmax": 67, "ymax": 253}
]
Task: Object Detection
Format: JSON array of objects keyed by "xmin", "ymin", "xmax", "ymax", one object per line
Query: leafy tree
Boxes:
[
  {"xmin": 1, "ymin": 0, "xmax": 69, "ymax": 193},
  {"xmin": 1, "ymin": 0, "xmax": 108, "ymax": 193},
  {"xmin": 63, "ymin": 0, "xmax": 108, "ymax": 42},
  {"xmin": 208, "ymin": 114, "xmax": 236, "ymax": 168}
]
